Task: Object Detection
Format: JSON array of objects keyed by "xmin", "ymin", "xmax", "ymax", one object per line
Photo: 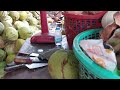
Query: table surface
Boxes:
[{"xmin": 4, "ymin": 36, "xmax": 68, "ymax": 79}]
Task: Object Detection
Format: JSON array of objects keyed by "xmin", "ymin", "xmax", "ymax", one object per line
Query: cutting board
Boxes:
[{"xmin": 19, "ymin": 38, "xmax": 56, "ymax": 54}]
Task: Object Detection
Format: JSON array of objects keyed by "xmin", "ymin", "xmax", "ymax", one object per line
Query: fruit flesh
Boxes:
[{"xmin": 48, "ymin": 50, "xmax": 79, "ymax": 79}]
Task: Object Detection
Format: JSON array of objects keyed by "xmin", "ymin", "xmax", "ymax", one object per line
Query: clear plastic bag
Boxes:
[{"xmin": 80, "ymin": 39, "xmax": 117, "ymax": 72}]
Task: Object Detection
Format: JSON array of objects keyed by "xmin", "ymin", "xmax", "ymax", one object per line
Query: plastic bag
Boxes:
[{"xmin": 80, "ymin": 39, "xmax": 117, "ymax": 72}]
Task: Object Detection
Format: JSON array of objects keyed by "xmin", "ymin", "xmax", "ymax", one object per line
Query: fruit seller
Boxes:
[{"xmin": 47, "ymin": 11, "xmax": 64, "ymax": 22}]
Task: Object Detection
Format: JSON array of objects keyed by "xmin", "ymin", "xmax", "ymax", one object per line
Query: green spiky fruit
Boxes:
[
  {"xmin": 9, "ymin": 11, "xmax": 20, "ymax": 21},
  {"xmin": 18, "ymin": 26, "xmax": 33, "ymax": 40},
  {"xmin": 19, "ymin": 11, "xmax": 28, "ymax": 21},
  {"xmin": 0, "ymin": 22, "xmax": 4, "ymax": 35},
  {"xmin": 2, "ymin": 27, "xmax": 18, "ymax": 41},
  {"xmin": 4, "ymin": 43, "xmax": 16, "ymax": 55},
  {"xmin": 6, "ymin": 54, "xmax": 15, "ymax": 64},
  {"xmin": 0, "ymin": 49, "xmax": 6, "ymax": 61},
  {"xmin": 15, "ymin": 39, "xmax": 25, "ymax": 53}
]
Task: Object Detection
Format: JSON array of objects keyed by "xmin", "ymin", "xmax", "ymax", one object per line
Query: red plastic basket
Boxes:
[{"xmin": 64, "ymin": 11, "xmax": 107, "ymax": 49}]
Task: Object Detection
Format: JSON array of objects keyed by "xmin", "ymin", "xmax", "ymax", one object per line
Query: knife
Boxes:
[
  {"xmin": 14, "ymin": 47, "xmax": 60, "ymax": 64},
  {"xmin": 5, "ymin": 63, "xmax": 48, "ymax": 71},
  {"xmin": 14, "ymin": 56, "xmax": 48, "ymax": 64}
]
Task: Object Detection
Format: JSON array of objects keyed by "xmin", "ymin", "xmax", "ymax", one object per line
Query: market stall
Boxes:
[{"xmin": 1, "ymin": 11, "xmax": 120, "ymax": 79}]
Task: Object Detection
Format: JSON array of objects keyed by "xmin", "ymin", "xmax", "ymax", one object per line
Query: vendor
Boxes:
[{"xmin": 47, "ymin": 11, "xmax": 64, "ymax": 22}]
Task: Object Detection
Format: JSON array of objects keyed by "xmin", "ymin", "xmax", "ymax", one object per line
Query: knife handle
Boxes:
[
  {"xmin": 17, "ymin": 53, "xmax": 30, "ymax": 56},
  {"xmin": 14, "ymin": 58, "xmax": 32, "ymax": 64}
]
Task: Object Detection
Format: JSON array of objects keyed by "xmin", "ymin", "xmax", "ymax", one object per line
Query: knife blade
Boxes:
[
  {"xmin": 26, "ymin": 63, "xmax": 48, "ymax": 69},
  {"xmin": 5, "ymin": 63, "xmax": 48, "ymax": 71},
  {"xmin": 38, "ymin": 47, "xmax": 61, "ymax": 60},
  {"xmin": 17, "ymin": 52, "xmax": 39, "ymax": 57},
  {"xmin": 15, "ymin": 47, "xmax": 60, "ymax": 64}
]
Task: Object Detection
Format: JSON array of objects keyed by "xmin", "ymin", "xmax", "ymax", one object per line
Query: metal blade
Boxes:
[
  {"xmin": 30, "ymin": 57, "xmax": 48, "ymax": 63},
  {"xmin": 29, "ymin": 53, "xmax": 39, "ymax": 57},
  {"xmin": 25, "ymin": 63, "xmax": 48, "ymax": 69},
  {"xmin": 29, "ymin": 57, "xmax": 40, "ymax": 62},
  {"xmin": 38, "ymin": 47, "xmax": 60, "ymax": 60},
  {"xmin": 5, "ymin": 64, "xmax": 26, "ymax": 71}
]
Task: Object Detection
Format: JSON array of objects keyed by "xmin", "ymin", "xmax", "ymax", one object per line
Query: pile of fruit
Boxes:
[
  {"xmin": 0, "ymin": 11, "xmax": 41, "ymax": 64},
  {"xmin": 0, "ymin": 11, "xmax": 43, "ymax": 78}
]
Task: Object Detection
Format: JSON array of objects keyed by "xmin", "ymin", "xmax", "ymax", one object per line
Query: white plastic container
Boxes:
[{"xmin": 54, "ymin": 27, "xmax": 62, "ymax": 47}]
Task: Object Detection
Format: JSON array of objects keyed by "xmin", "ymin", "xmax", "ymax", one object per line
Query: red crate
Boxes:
[{"xmin": 64, "ymin": 11, "xmax": 107, "ymax": 49}]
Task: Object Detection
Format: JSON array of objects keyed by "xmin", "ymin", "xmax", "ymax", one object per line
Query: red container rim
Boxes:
[{"xmin": 63, "ymin": 11, "xmax": 107, "ymax": 19}]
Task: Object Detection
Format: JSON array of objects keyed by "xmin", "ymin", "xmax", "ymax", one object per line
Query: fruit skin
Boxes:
[
  {"xmin": 101, "ymin": 11, "xmax": 117, "ymax": 28},
  {"xmin": 107, "ymin": 28, "xmax": 120, "ymax": 53},
  {"xmin": 0, "ymin": 61, "xmax": 6, "ymax": 68},
  {"xmin": 9, "ymin": 11, "xmax": 20, "ymax": 21},
  {"xmin": 18, "ymin": 26, "xmax": 33, "ymax": 40},
  {"xmin": 0, "ymin": 15, "xmax": 13, "ymax": 24},
  {"xmin": 48, "ymin": 49, "xmax": 79, "ymax": 79},
  {"xmin": 113, "ymin": 43, "xmax": 120, "ymax": 53},
  {"xmin": 108, "ymin": 38, "xmax": 120, "ymax": 47},
  {"xmin": 4, "ymin": 43, "xmax": 16, "ymax": 55},
  {"xmin": 0, "ymin": 22, "xmax": 4, "ymax": 35},
  {"xmin": 15, "ymin": 39, "xmax": 25, "ymax": 53},
  {"xmin": 0, "ymin": 49, "xmax": 6, "ymax": 61},
  {"xmin": 2, "ymin": 21, "xmax": 12, "ymax": 29},
  {"xmin": 3, "ymin": 27, "xmax": 18, "ymax": 41},
  {"xmin": 28, "ymin": 17, "xmax": 38, "ymax": 26},
  {"xmin": 0, "ymin": 61, "xmax": 6, "ymax": 79},
  {"xmin": 19, "ymin": 11, "xmax": 28, "ymax": 21},
  {"xmin": 14, "ymin": 21, "xmax": 25, "ymax": 30},
  {"xmin": 6, "ymin": 54, "xmax": 15, "ymax": 64},
  {"xmin": 0, "ymin": 36, "xmax": 5, "ymax": 48}
]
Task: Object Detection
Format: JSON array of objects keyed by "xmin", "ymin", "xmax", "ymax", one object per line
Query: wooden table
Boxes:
[{"xmin": 4, "ymin": 36, "xmax": 68, "ymax": 79}]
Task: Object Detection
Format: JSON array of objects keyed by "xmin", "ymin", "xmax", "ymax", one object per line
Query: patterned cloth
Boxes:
[{"xmin": 47, "ymin": 11, "xmax": 64, "ymax": 20}]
